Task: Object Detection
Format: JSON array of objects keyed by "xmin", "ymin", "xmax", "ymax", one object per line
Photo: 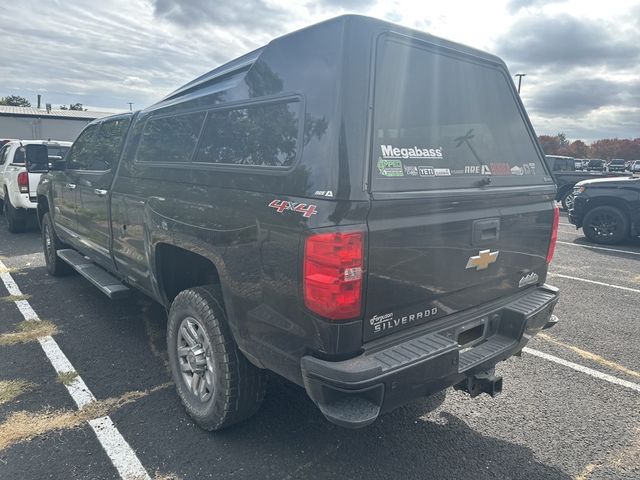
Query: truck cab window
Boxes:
[
  {"xmin": 87, "ymin": 117, "xmax": 131, "ymax": 171},
  {"xmin": 66, "ymin": 124, "xmax": 100, "ymax": 171}
]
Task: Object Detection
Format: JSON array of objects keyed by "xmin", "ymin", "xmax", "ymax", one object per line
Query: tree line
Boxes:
[
  {"xmin": 0, "ymin": 95, "xmax": 86, "ymax": 111},
  {"xmin": 539, "ymin": 133, "xmax": 640, "ymax": 160}
]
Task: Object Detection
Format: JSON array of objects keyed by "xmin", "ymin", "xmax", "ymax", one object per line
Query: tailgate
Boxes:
[
  {"xmin": 364, "ymin": 191, "xmax": 554, "ymax": 341},
  {"xmin": 28, "ymin": 172, "xmax": 42, "ymax": 196},
  {"xmin": 364, "ymin": 32, "xmax": 556, "ymax": 341}
]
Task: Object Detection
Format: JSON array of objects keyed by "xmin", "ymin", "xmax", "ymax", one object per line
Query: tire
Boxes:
[
  {"xmin": 4, "ymin": 193, "xmax": 26, "ymax": 233},
  {"xmin": 582, "ymin": 206, "xmax": 629, "ymax": 245},
  {"xmin": 167, "ymin": 285, "xmax": 268, "ymax": 431},
  {"xmin": 41, "ymin": 212, "xmax": 73, "ymax": 276},
  {"xmin": 561, "ymin": 189, "xmax": 576, "ymax": 211}
]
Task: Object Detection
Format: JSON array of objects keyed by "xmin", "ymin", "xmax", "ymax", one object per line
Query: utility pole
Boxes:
[
  {"xmin": 515, "ymin": 73, "xmax": 526, "ymax": 94},
  {"xmin": 128, "ymin": 102, "xmax": 134, "ymax": 111}
]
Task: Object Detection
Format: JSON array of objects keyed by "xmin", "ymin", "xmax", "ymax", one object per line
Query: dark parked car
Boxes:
[
  {"xmin": 35, "ymin": 15, "xmax": 560, "ymax": 430},
  {"xmin": 569, "ymin": 177, "xmax": 640, "ymax": 244},
  {"xmin": 544, "ymin": 155, "xmax": 625, "ymax": 210},
  {"xmin": 586, "ymin": 159, "xmax": 606, "ymax": 171},
  {"xmin": 607, "ymin": 159, "xmax": 627, "ymax": 172}
]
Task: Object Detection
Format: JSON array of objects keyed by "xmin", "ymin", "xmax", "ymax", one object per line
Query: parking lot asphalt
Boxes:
[{"xmin": 0, "ymin": 211, "xmax": 638, "ymax": 480}]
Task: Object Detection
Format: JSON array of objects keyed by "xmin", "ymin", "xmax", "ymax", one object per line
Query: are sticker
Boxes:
[{"xmin": 268, "ymin": 200, "xmax": 318, "ymax": 218}]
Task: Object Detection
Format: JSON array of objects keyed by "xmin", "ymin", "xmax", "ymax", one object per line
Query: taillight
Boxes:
[
  {"xmin": 303, "ymin": 231, "xmax": 364, "ymax": 320},
  {"xmin": 17, "ymin": 172, "xmax": 29, "ymax": 194},
  {"xmin": 546, "ymin": 204, "xmax": 559, "ymax": 264}
]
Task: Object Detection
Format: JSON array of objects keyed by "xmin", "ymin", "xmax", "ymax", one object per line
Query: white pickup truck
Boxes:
[{"xmin": 0, "ymin": 140, "xmax": 71, "ymax": 232}]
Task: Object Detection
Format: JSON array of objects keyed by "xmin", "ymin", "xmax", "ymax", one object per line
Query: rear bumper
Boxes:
[
  {"xmin": 301, "ymin": 284, "xmax": 559, "ymax": 428},
  {"xmin": 9, "ymin": 191, "xmax": 37, "ymax": 210}
]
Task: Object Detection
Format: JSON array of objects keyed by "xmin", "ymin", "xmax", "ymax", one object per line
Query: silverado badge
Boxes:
[{"xmin": 465, "ymin": 249, "xmax": 499, "ymax": 271}]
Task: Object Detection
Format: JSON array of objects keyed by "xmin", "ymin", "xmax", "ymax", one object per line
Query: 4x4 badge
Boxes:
[{"xmin": 465, "ymin": 249, "xmax": 499, "ymax": 270}]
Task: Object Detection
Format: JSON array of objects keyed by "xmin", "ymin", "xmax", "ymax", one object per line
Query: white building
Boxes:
[{"xmin": 0, "ymin": 105, "xmax": 116, "ymax": 142}]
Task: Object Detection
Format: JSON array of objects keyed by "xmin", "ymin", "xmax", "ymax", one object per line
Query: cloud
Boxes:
[
  {"xmin": 528, "ymin": 78, "xmax": 638, "ymax": 115},
  {"xmin": 505, "ymin": 0, "xmax": 565, "ymax": 13},
  {"xmin": 313, "ymin": 0, "xmax": 377, "ymax": 8},
  {"xmin": 150, "ymin": 0, "xmax": 288, "ymax": 32},
  {"xmin": 496, "ymin": 14, "xmax": 640, "ymax": 71}
]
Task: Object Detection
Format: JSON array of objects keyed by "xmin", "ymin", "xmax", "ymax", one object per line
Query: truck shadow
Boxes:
[{"xmin": 209, "ymin": 377, "xmax": 572, "ymax": 480}]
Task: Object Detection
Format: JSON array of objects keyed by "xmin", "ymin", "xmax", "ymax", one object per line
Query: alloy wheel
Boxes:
[{"xmin": 177, "ymin": 317, "xmax": 215, "ymax": 403}]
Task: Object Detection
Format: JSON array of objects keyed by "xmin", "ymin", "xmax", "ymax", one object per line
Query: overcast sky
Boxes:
[{"xmin": 1, "ymin": 0, "xmax": 638, "ymax": 142}]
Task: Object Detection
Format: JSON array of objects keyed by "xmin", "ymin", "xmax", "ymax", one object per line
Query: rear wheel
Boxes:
[
  {"xmin": 561, "ymin": 189, "xmax": 576, "ymax": 211},
  {"xmin": 167, "ymin": 285, "xmax": 268, "ymax": 431},
  {"xmin": 42, "ymin": 212, "xmax": 73, "ymax": 276},
  {"xmin": 583, "ymin": 206, "xmax": 629, "ymax": 245},
  {"xmin": 4, "ymin": 194, "xmax": 26, "ymax": 233}
]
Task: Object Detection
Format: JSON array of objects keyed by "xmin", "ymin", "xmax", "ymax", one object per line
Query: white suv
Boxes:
[{"xmin": 0, "ymin": 140, "xmax": 71, "ymax": 232}]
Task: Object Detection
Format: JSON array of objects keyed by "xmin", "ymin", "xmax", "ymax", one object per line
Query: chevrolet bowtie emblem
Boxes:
[{"xmin": 465, "ymin": 249, "xmax": 499, "ymax": 270}]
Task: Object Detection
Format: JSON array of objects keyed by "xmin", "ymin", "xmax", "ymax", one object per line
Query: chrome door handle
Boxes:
[
  {"xmin": 65, "ymin": 183, "xmax": 76, "ymax": 190},
  {"xmin": 94, "ymin": 189, "xmax": 108, "ymax": 196}
]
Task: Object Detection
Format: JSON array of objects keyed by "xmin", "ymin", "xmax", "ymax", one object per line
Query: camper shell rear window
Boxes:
[{"xmin": 371, "ymin": 34, "xmax": 550, "ymax": 192}]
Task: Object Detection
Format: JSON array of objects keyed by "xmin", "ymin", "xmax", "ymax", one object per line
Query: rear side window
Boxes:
[
  {"xmin": 371, "ymin": 34, "xmax": 549, "ymax": 191},
  {"xmin": 46, "ymin": 146, "xmax": 69, "ymax": 159},
  {"xmin": 136, "ymin": 112, "xmax": 205, "ymax": 163},
  {"xmin": 0, "ymin": 145, "xmax": 10, "ymax": 165},
  {"xmin": 194, "ymin": 101, "xmax": 300, "ymax": 167}
]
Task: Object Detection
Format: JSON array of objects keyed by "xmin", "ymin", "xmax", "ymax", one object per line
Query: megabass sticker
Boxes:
[
  {"xmin": 377, "ymin": 158, "xmax": 404, "ymax": 177},
  {"xmin": 268, "ymin": 200, "xmax": 317, "ymax": 218},
  {"xmin": 380, "ymin": 144, "xmax": 444, "ymax": 160}
]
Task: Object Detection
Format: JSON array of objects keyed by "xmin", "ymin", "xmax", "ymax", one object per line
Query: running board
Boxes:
[{"xmin": 57, "ymin": 249, "xmax": 130, "ymax": 300}]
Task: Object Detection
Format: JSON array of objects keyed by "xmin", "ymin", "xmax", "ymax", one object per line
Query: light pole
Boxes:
[
  {"xmin": 515, "ymin": 73, "xmax": 526, "ymax": 94},
  {"xmin": 128, "ymin": 102, "xmax": 134, "ymax": 111}
]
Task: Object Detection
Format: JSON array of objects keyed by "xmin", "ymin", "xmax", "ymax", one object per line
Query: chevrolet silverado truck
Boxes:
[
  {"xmin": 544, "ymin": 155, "xmax": 627, "ymax": 210},
  {"xmin": 569, "ymin": 177, "xmax": 640, "ymax": 244},
  {"xmin": 35, "ymin": 15, "xmax": 560, "ymax": 430},
  {"xmin": 0, "ymin": 140, "xmax": 71, "ymax": 232}
]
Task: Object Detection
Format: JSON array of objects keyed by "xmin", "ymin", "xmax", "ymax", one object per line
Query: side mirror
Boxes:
[{"xmin": 25, "ymin": 144, "xmax": 50, "ymax": 173}]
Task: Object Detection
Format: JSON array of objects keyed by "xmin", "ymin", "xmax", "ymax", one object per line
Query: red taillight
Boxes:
[
  {"xmin": 546, "ymin": 204, "xmax": 559, "ymax": 264},
  {"xmin": 17, "ymin": 172, "xmax": 29, "ymax": 193},
  {"xmin": 303, "ymin": 231, "xmax": 364, "ymax": 320}
]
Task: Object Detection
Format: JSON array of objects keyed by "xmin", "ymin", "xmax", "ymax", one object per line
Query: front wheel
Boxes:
[
  {"xmin": 561, "ymin": 190, "xmax": 576, "ymax": 211},
  {"xmin": 41, "ymin": 212, "xmax": 73, "ymax": 276},
  {"xmin": 167, "ymin": 285, "xmax": 267, "ymax": 431},
  {"xmin": 583, "ymin": 206, "xmax": 629, "ymax": 245}
]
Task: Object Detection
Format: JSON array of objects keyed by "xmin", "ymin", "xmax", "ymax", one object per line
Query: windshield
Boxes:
[{"xmin": 371, "ymin": 34, "xmax": 550, "ymax": 192}]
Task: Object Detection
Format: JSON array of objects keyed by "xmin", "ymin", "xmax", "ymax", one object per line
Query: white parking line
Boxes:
[
  {"xmin": 524, "ymin": 348, "xmax": 640, "ymax": 394},
  {"xmin": 559, "ymin": 223, "xmax": 574, "ymax": 227},
  {"xmin": 557, "ymin": 240, "xmax": 640, "ymax": 256},
  {"xmin": 548, "ymin": 272, "xmax": 640, "ymax": 294},
  {"xmin": 0, "ymin": 260, "xmax": 150, "ymax": 480}
]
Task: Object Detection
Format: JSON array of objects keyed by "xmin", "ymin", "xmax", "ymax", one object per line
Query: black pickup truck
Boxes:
[
  {"xmin": 34, "ymin": 15, "xmax": 560, "ymax": 430},
  {"xmin": 569, "ymin": 177, "xmax": 640, "ymax": 244},
  {"xmin": 544, "ymin": 155, "xmax": 627, "ymax": 210}
]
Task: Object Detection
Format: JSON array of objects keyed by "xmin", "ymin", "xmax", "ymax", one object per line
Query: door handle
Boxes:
[
  {"xmin": 94, "ymin": 189, "xmax": 108, "ymax": 196},
  {"xmin": 65, "ymin": 183, "xmax": 76, "ymax": 190}
]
